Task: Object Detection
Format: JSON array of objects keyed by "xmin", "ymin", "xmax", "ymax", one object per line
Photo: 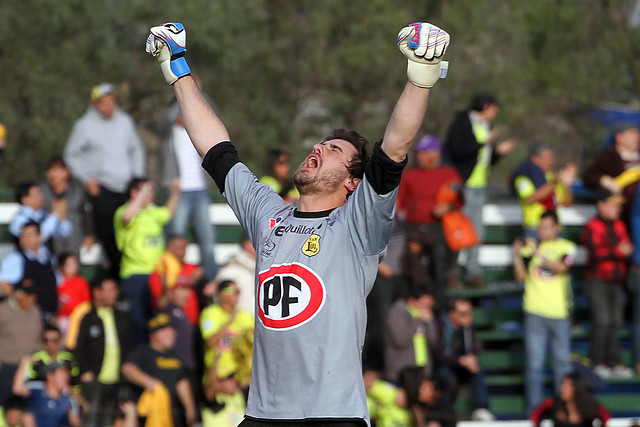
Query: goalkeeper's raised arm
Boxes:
[
  {"xmin": 146, "ymin": 23, "xmax": 229, "ymax": 158},
  {"xmin": 146, "ymin": 22, "xmax": 449, "ymax": 164},
  {"xmin": 382, "ymin": 22, "xmax": 449, "ymax": 163}
]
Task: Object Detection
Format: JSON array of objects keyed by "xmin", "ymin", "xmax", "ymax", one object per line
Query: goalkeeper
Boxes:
[{"xmin": 146, "ymin": 20, "xmax": 450, "ymax": 427}]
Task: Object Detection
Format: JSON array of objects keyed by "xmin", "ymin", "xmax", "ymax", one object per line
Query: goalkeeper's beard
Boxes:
[{"xmin": 293, "ymin": 166, "xmax": 348, "ymax": 196}]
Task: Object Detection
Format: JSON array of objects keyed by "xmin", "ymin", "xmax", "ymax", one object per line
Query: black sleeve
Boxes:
[
  {"xmin": 201, "ymin": 142, "xmax": 241, "ymax": 193},
  {"xmin": 124, "ymin": 345, "xmax": 145, "ymax": 366},
  {"xmin": 489, "ymin": 149, "xmax": 503, "ymax": 166},
  {"xmin": 116, "ymin": 311, "xmax": 133, "ymax": 360},
  {"xmin": 74, "ymin": 318, "xmax": 90, "ymax": 374},
  {"xmin": 365, "ymin": 140, "xmax": 408, "ymax": 195},
  {"xmin": 445, "ymin": 114, "xmax": 478, "ymax": 160}
]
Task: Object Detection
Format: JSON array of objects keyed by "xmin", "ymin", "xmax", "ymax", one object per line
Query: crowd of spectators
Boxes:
[
  {"xmin": 0, "ymin": 84, "xmax": 639, "ymax": 427},
  {"xmin": 362, "ymin": 92, "xmax": 639, "ymax": 426},
  {"xmin": 0, "ymin": 84, "xmax": 258, "ymax": 427}
]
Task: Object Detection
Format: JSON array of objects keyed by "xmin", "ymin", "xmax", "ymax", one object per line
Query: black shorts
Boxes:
[{"xmin": 239, "ymin": 418, "xmax": 366, "ymax": 427}]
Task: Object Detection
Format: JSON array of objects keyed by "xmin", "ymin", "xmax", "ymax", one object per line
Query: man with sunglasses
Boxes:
[
  {"xmin": 25, "ymin": 326, "xmax": 79, "ymax": 392},
  {"xmin": 74, "ymin": 276, "xmax": 132, "ymax": 426}
]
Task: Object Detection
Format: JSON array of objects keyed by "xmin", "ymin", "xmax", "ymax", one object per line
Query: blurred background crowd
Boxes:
[{"xmin": 3, "ymin": 1, "xmax": 640, "ymax": 426}]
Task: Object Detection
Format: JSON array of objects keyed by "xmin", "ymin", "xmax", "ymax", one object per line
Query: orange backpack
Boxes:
[{"xmin": 436, "ymin": 178, "xmax": 479, "ymax": 251}]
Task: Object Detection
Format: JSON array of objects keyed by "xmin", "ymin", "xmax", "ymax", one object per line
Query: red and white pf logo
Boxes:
[{"xmin": 257, "ymin": 262, "xmax": 326, "ymax": 331}]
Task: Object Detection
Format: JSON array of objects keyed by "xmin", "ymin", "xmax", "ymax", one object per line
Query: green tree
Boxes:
[{"xmin": 1, "ymin": 0, "xmax": 639, "ymax": 193}]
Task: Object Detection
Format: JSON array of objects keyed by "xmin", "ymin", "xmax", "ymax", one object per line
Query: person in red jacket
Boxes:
[
  {"xmin": 397, "ymin": 135, "xmax": 462, "ymax": 310},
  {"xmin": 530, "ymin": 373, "xmax": 611, "ymax": 426},
  {"xmin": 581, "ymin": 189, "xmax": 635, "ymax": 378},
  {"xmin": 56, "ymin": 253, "xmax": 90, "ymax": 341}
]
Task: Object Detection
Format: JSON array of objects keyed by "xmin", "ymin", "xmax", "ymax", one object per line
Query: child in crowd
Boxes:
[
  {"xmin": 581, "ymin": 189, "xmax": 634, "ymax": 379},
  {"xmin": 56, "ymin": 253, "xmax": 90, "ymax": 340}
]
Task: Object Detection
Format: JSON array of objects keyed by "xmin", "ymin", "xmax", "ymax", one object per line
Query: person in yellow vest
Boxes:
[
  {"xmin": 199, "ymin": 281, "xmax": 254, "ymax": 396},
  {"xmin": 384, "ymin": 284, "xmax": 437, "ymax": 384},
  {"xmin": 26, "ymin": 326, "xmax": 80, "ymax": 398},
  {"xmin": 443, "ymin": 92, "xmax": 516, "ymax": 288},
  {"xmin": 511, "ymin": 143, "xmax": 577, "ymax": 238},
  {"xmin": 201, "ymin": 360, "xmax": 247, "ymax": 427},
  {"xmin": 199, "ymin": 281, "xmax": 253, "ymax": 426},
  {"xmin": 363, "ymin": 369, "xmax": 412, "ymax": 427},
  {"xmin": 512, "ymin": 210, "xmax": 577, "ymax": 414},
  {"xmin": 259, "ymin": 149, "xmax": 300, "ymax": 204}
]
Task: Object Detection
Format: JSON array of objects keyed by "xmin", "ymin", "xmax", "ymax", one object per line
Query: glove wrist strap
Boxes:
[
  {"xmin": 160, "ymin": 57, "xmax": 191, "ymax": 85},
  {"xmin": 406, "ymin": 61, "xmax": 441, "ymax": 88},
  {"xmin": 170, "ymin": 57, "xmax": 191, "ymax": 83}
]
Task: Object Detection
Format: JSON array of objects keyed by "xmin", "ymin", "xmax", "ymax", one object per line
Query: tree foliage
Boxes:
[{"xmin": 1, "ymin": 0, "xmax": 639, "ymax": 190}]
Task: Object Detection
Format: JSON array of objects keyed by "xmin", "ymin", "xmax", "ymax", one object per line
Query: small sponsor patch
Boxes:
[{"xmin": 302, "ymin": 235, "xmax": 320, "ymax": 256}]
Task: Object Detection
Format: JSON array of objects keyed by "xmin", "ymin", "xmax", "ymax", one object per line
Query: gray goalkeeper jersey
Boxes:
[{"xmin": 224, "ymin": 163, "xmax": 398, "ymax": 424}]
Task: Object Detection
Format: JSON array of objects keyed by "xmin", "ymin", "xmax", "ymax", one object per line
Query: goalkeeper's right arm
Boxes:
[{"xmin": 146, "ymin": 23, "xmax": 230, "ymax": 158}]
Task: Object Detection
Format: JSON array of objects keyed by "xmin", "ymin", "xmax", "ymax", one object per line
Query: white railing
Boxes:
[{"xmin": 0, "ymin": 202, "xmax": 595, "ymax": 267}]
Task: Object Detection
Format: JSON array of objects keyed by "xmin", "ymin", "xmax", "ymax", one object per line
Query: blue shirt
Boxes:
[
  {"xmin": 9, "ymin": 205, "xmax": 72, "ymax": 243},
  {"xmin": 0, "ymin": 246, "xmax": 57, "ymax": 291},
  {"xmin": 26, "ymin": 382, "xmax": 76, "ymax": 427}
]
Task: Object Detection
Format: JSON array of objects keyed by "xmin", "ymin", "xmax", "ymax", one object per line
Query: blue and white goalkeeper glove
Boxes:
[
  {"xmin": 397, "ymin": 23, "xmax": 450, "ymax": 88},
  {"xmin": 146, "ymin": 22, "xmax": 191, "ymax": 85}
]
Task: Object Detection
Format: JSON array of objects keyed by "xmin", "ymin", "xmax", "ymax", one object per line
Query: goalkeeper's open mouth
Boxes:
[{"xmin": 302, "ymin": 154, "xmax": 320, "ymax": 170}]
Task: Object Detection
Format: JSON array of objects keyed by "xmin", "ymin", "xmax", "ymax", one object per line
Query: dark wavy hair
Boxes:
[{"xmin": 554, "ymin": 373, "xmax": 601, "ymax": 421}]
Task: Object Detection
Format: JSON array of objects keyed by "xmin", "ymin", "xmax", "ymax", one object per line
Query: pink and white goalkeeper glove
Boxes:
[{"xmin": 397, "ymin": 22, "xmax": 450, "ymax": 88}]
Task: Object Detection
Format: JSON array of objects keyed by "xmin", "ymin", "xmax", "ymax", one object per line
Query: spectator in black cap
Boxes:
[
  {"xmin": 122, "ymin": 312, "xmax": 197, "ymax": 426},
  {"xmin": 157, "ymin": 277, "xmax": 199, "ymax": 409},
  {"xmin": 443, "ymin": 92, "xmax": 517, "ymax": 288}
]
